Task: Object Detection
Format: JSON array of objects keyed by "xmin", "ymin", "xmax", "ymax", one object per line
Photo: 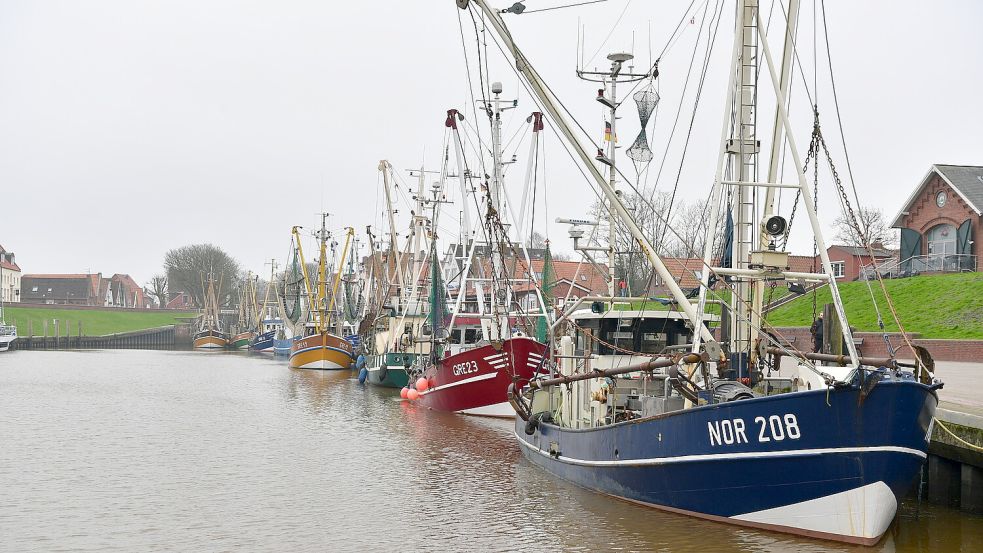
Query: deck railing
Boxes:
[{"xmin": 862, "ymin": 254, "xmax": 977, "ymax": 280}]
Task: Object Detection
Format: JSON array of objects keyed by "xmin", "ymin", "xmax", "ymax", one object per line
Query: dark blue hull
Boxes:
[
  {"xmin": 516, "ymin": 379, "xmax": 937, "ymax": 545},
  {"xmin": 249, "ymin": 331, "xmax": 276, "ymax": 353}
]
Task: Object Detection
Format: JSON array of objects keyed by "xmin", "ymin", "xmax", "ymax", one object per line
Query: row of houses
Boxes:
[{"xmin": 12, "ymin": 272, "xmax": 149, "ymax": 308}]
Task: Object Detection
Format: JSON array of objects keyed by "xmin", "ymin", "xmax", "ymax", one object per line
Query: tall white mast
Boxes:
[
  {"xmin": 486, "ymin": 81, "xmax": 516, "ymax": 342},
  {"xmin": 378, "ymin": 160, "xmax": 405, "ymax": 313},
  {"xmin": 578, "ymin": 52, "xmax": 649, "ymax": 303},
  {"xmin": 691, "ymin": 0, "xmax": 858, "ymax": 367}
]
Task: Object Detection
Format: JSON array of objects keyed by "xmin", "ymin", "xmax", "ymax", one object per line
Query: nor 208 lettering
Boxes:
[{"xmin": 708, "ymin": 414, "xmax": 801, "ymax": 446}]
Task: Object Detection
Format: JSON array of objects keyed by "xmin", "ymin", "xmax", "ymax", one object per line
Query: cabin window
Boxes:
[
  {"xmin": 450, "ymin": 329, "xmax": 463, "ymax": 344},
  {"xmin": 464, "ymin": 328, "xmax": 483, "ymax": 344},
  {"xmin": 641, "ymin": 332, "xmax": 668, "ymax": 353}
]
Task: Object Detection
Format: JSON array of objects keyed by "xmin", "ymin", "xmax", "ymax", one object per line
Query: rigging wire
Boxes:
[
  {"xmin": 519, "ymin": 0, "xmax": 611, "ymax": 15},
  {"xmin": 581, "ymin": 0, "xmax": 632, "ymax": 67},
  {"xmin": 467, "ymin": 3, "xmax": 830, "ymax": 375}
]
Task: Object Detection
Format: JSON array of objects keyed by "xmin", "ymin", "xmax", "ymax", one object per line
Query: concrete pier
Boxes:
[{"xmin": 928, "ymin": 400, "xmax": 983, "ymax": 513}]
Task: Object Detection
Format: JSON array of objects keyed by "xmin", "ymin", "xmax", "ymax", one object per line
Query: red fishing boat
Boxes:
[
  {"xmin": 416, "ymin": 335, "xmax": 548, "ymax": 417},
  {"xmin": 408, "ymin": 91, "xmax": 551, "ymax": 417}
]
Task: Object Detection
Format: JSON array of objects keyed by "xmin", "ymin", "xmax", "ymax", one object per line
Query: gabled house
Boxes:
[
  {"xmin": 892, "ymin": 164, "xmax": 982, "ymax": 273},
  {"xmin": 22, "ymin": 274, "xmax": 102, "ymax": 305},
  {"xmin": 0, "ymin": 244, "xmax": 22, "ymax": 303},
  {"xmin": 109, "ymin": 274, "xmax": 147, "ymax": 308}
]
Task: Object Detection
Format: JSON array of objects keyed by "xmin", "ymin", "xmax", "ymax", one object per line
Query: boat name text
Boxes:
[
  {"xmin": 708, "ymin": 414, "xmax": 800, "ymax": 446},
  {"xmin": 452, "ymin": 360, "xmax": 479, "ymax": 376}
]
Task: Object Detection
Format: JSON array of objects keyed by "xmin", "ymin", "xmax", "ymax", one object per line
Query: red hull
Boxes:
[{"xmin": 415, "ymin": 336, "xmax": 548, "ymax": 417}]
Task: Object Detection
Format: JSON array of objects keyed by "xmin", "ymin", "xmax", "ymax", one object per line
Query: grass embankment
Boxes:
[
  {"xmin": 2, "ymin": 306, "xmax": 197, "ymax": 336},
  {"xmin": 611, "ymin": 273, "xmax": 982, "ymax": 339},
  {"xmin": 766, "ymin": 273, "xmax": 983, "ymax": 339}
]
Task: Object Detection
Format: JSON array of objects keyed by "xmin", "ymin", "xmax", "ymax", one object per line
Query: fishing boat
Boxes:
[
  {"xmin": 192, "ymin": 273, "xmax": 228, "ymax": 349},
  {"xmin": 250, "ymin": 260, "xmax": 285, "ymax": 353},
  {"xmin": 288, "ymin": 216, "xmax": 356, "ymax": 370},
  {"xmin": 409, "ymin": 83, "xmax": 550, "ymax": 417},
  {"xmin": 456, "ymin": 0, "xmax": 942, "ymax": 544},
  {"xmin": 358, "ymin": 161, "xmax": 433, "ymax": 388},
  {"xmin": 230, "ymin": 272, "xmax": 259, "ymax": 349}
]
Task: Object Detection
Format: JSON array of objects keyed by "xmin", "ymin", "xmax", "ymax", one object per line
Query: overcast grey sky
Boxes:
[{"xmin": 1, "ymin": 0, "xmax": 981, "ymax": 286}]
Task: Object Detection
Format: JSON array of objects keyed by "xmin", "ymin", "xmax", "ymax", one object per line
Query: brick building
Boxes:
[{"xmin": 892, "ymin": 164, "xmax": 982, "ymax": 273}]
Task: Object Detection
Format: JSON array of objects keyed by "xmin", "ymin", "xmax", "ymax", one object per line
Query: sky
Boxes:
[{"xmin": 1, "ymin": 0, "xmax": 981, "ymax": 286}]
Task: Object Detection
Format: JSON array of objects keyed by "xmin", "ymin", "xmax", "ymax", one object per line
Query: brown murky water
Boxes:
[{"xmin": 1, "ymin": 350, "xmax": 980, "ymax": 552}]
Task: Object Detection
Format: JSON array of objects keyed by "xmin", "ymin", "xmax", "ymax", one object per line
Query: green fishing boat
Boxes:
[{"xmin": 364, "ymin": 352, "xmax": 419, "ymax": 388}]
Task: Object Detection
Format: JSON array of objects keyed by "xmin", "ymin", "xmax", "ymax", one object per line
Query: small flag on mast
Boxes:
[{"xmin": 604, "ymin": 121, "xmax": 616, "ymax": 142}]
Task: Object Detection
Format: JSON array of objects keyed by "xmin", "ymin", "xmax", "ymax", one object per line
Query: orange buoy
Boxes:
[
  {"xmin": 400, "ymin": 387, "xmax": 409, "ymax": 399},
  {"xmin": 415, "ymin": 377, "xmax": 430, "ymax": 392},
  {"xmin": 407, "ymin": 388, "xmax": 420, "ymax": 401}
]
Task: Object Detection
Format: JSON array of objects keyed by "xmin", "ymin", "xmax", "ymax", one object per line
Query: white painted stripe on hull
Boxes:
[
  {"xmin": 419, "ymin": 371, "xmax": 497, "ymax": 395},
  {"xmin": 732, "ymin": 481, "xmax": 897, "ymax": 540},
  {"xmin": 515, "ymin": 433, "xmax": 925, "ymax": 467},
  {"xmin": 292, "ymin": 360, "xmax": 348, "ymax": 370},
  {"xmin": 459, "ymin": 401, "xmax": 515, "ymax": 418}
]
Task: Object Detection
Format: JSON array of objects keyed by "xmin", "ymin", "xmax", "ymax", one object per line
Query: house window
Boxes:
[
  {"xmin": 32, "ymin": 286, "xmax": 38, "ymax": 292},
  {"xmin": 580, "ymin": 275, "xmax": 587, "ymax": 282},
  {"xmin": 831, "ymin": 261, "xmax": 845, "ymax": 278}
]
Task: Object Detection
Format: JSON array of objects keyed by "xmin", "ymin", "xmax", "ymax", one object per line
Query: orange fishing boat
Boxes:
[{"xmin": 287, "ymin": 216, "xmax": 355, "ymax": 370}]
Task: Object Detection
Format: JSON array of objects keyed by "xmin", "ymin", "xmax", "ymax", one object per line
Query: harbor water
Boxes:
[{"xmin": 1, "ymin": 350, "xmax": 980, "ymax": 552}]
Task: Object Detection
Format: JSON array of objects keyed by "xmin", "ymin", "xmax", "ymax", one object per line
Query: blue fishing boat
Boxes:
[{"xmin": 461, "ymin": 0, "xmax": 944, "ymax": 545}]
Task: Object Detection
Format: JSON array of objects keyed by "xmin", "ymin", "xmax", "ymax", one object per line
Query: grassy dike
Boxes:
[
  {"xmin": 3, "ymin": 305, "xmax": 197, "ymax": 336},
  {"xmin": 765, "ymin": 272, "xmax": 983, "ymax": 339}
]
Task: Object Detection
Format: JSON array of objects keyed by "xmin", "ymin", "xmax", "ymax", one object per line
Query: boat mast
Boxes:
[
  {"xmin": 751, "ymin": 0, "xmax": 800, "ymax": 344},
  {"xmin": 456, "ymin": 0, "xmax": 716, "ymax": 346},
  {"xmin": 692, "ymin": 0, "xmax": 858, "ymax": 367},
  {"xmin": 316, "ymin": 213, "xmax": 330, "ymax": 332},
  {"xmin": 577, "ymin": 53, "xmax": 649, "ymax": 303},
  {"xmin": 378, "ymin": 160, "xmax": 406, "ymax": 312},
  {"xmin": 486, "ymin": 81, "xmax": 516, "ymax": 342}
]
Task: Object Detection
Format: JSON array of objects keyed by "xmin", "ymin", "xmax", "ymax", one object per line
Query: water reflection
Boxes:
[{"xmin": 0, "ymin": 350, "xmax": 980, "ymax": 552}]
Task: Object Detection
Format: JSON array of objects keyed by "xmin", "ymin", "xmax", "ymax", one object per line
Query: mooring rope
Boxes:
[{"xmin": 934, "ymin": 418, "xmax": 983, "ymax": 453}]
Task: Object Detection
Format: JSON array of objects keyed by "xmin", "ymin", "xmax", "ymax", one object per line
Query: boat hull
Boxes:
[
  {"xmin": 365, "ymin": 352, "xmax": 418, "ymax": 388},
  {"xmin": 289, "ymin": 332, "xmax": 354, "ymax": 370},
  {"xmin": 415, "ymin": 336, "xmax": 548, "ymax": 417},
  {"xmin": 249, "ymin": 330, "xmax": 276, "ymax": 352},
  {"xmin": 515, "ymin": 378, "xmax": 937, "ymax": 545},
  {"xmin": 0, "ymin": 335, "xmax": 15, "ymax": 352},
  {"xmin": 193, "ymin": 330, "xmax": 228, "ymax": 350},
  {"xmin": 230, "ymin": 331, "xmax": 256, "ymax": 350},
  {"xmin": 274, "ymin": 338, "xmax": 292, "ymax": 356}
]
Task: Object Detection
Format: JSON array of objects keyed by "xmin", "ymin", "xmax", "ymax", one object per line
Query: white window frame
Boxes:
[{"xmin": 830, "ymin": 261, "xmax": 845, "ymax": 278}]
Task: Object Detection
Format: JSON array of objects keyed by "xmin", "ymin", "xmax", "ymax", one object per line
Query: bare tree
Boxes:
[
  {"xmin": 146, "ymin": 274, "xmax": 168, "ymax": 309},
  {"xmin": 164, "ymin": 243, "xmax": 241, "ymax": 308},
  {"xmin": 832, "ymin": 207, "xmax": 898, "ymax": 248}
]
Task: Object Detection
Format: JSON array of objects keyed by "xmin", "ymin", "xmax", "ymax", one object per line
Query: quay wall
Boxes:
[{"xmin": 768, "ymin": 326, "xmax": 983, "ymax": 363}]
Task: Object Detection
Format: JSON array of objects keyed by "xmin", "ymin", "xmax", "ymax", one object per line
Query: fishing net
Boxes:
[
  {"xmin": 535, "ymin": 244, "xmax": 556, "ymax": 343},
  {"xmin": 626, "ymin": 83, "xmax": 660, "ymax": 173}
]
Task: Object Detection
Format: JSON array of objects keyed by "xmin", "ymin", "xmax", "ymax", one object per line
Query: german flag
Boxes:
[{"xmin": 604, "ymin": 121, "xmax": 616, "ymax": 142}]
